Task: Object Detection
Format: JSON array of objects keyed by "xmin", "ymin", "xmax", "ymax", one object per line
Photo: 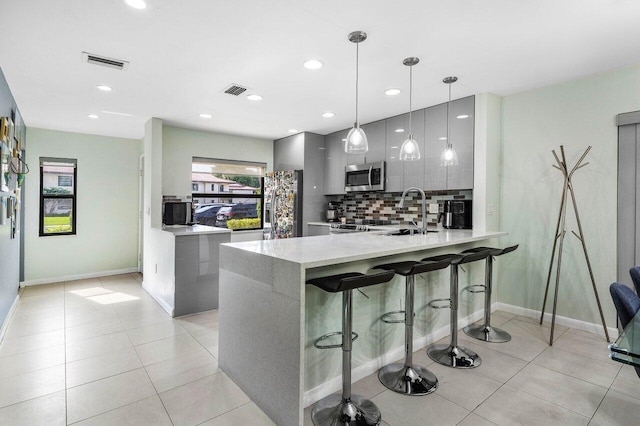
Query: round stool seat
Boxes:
[
  {"xmin": 463, "ymin": 244, "xmax": 519, "ymax": 258},
  {"xmin": 307, "ymin": 271, "xmax": 395, "ymax": 293},
  {"xmin": 374, "ymin": 259, "xmax": 451, "ymax": 276}
]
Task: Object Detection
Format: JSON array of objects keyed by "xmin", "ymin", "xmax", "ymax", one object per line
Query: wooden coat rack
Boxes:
[{"xmin": 539, "ymin": 145, "xmax": 609, "ymax": 345}]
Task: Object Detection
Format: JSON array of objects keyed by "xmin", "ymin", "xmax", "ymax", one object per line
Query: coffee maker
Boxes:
[
  {"xmin": 326, "ymin": 201, "xmax": 342, "ymax": 222},
  {"xmin": 442, "ymin": 200, "xmax": 472, "ymax": 229}
]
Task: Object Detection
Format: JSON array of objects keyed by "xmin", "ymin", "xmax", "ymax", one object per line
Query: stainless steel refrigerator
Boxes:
[{"xmin": 263, "ymin": 170, "xmax": 303, "ymax": 239}]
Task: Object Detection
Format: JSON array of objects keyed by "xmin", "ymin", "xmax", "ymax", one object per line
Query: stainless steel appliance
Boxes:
[
  {"xmin": 329, "ymin": 223, "xmax": 370, "ymax": 234},
  {"xmin": 163, "ymin": 202, "xmax": 192, "ymax": 225},
  {"xmin": 264, "ymin": 170, "xmax": 303, "ymax": 239},
  {"xmin": 443, "ymin": 200, "xmax": 472, "ymax": 229},
  {"xmin": 345, "ymin": 161, "xmax": 385, "ymax": 192},
  {"xmin": 326, "ymin": 201, "xmax": 342, "ymax": 222}
]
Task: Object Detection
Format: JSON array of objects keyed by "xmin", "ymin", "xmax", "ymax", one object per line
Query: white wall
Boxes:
[
  {"xmin": 23, "ymin": 128, "xmax": 140, "ymax": 283},
  {"xmin": 498, "ymin": 63, "xmax": 640, "ymax": 326},
  {"xmin": 162, "ymin": 125, "xmax": 273, "ymax": 197}
]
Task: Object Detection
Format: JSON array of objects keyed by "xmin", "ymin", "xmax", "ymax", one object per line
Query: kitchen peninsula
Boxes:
[
  {"xmin": 143, "ymin": 224, "xmax": 231, "ymax": 317},
  {"xmin": 218, "ymin": 229, "xmax": 506, "ymax": 426}
]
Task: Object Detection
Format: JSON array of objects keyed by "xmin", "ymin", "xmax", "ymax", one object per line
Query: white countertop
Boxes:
[
  {"xmin": 222, "ymin": 229, "xmax": 507, "ymax": 268},
  {"xmin": 161, "ymin": 224, "xmax": 232, "ymax": 236}
]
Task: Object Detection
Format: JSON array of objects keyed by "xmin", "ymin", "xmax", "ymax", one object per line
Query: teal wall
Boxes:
[
  {"xmin": 0, "ymin": 68, "xmax": 24, "ymax": 330},
  {"xmin": 498, "ymin": 63, "xmax": 640, "ymax": 325}
]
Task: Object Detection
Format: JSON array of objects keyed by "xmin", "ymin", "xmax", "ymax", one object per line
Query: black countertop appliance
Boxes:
[{"xmin": 443, "ymin": 200, "xmax": 472, "ymax": 229}]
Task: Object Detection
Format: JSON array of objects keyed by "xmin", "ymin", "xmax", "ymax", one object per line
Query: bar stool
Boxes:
[
  {"xmin": 373, "ymin": 259, "xmax": 451, "ymax": 395},
  {"xmin": 422, "ymin": 251, "xmax": 491, "ymax": 368},
  {"xmin": 307, "ymin": 270, "xmax": 395, "ymax": 426},
  {"xmin": 461, "ymin": 245, "xmax": 519, "ymax": 343}
]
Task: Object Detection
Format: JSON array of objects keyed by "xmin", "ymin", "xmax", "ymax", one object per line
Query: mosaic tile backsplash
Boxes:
[{"xmin": 328, "ymin": 190, "xmax": 473, "ymax": 226}]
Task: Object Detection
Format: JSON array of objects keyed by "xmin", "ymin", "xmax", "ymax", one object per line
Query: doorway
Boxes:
[{"xmin": 617, "ymin": 111, "xmax": 640, "ymax": 286}]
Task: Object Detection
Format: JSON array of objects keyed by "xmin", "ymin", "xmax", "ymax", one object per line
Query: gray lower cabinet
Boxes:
[
  {"xmin": 174, "ymin": 232, "xmax": 230, "ymax": 316},
  {"xmin": 307, "ymin": 224, "xmax": 330, "ymax": 236},
  {"xmin": 323, "ymin": 130, "xmax": 347, "ymax": 195}
]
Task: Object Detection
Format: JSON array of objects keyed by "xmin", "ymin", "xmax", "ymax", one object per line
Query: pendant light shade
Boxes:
[
  {"xmin": 399, "ymin": 57, "xmax": 421, "ymax": 161},
  {"xmin": 345, "ymin": 31, "xmax": 368, "ymax": 154},
  {"xmin": 440, "ymin": 76, "xmax": 459, "ymax": 166}
]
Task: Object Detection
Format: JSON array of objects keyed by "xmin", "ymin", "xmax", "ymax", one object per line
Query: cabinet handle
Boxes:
[{"xmin": 368, "ymin": 166, "xmax": 372, "ymax": 187}]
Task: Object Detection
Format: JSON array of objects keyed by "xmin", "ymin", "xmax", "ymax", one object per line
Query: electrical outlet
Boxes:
[
  {"xmin": 428, "ymin": 203, "xmax": 439, "ymax": 214},
  {"xmin": 488, "ymin": 204, "xmax": 495, "ymax": 215}
]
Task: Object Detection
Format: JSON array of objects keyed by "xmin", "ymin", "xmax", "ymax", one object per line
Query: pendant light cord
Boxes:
[
  {"xmin": 408, "ymin": 65, "xmax": 413, "ymax": 136},
  {"xmin": 446, "ymin": 81, "xmax": 451, "ymax": 149},
  {"xmin": 355, "ymin": 41, "xmax": 359, "ymax": 127}
]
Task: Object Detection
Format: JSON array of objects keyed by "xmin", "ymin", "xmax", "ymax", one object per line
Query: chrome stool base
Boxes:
[
  {"xmin": 311, "ymin": 394, "xmax": 381, "ymax": 426},
  {"xmin": 428, "ymin": 343, "xmax": 481, "ymax": 368},
  {"xmin": 378, "ymin": 363, "xmax": 438, "ymax": 395},
  {"xmin": 463, "ymin": 324, "xmax": 511, "ymax": 343}
]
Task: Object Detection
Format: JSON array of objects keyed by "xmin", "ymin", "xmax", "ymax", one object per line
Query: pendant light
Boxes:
[
  {"xmin": 345, "ymin": 31, "xmax": 368, "ymax": 154},
  {"xmin": 440, "ymin": 76, "xmax": 459, "ymax": 166},
  {"xmin": 399, "ymin": 57, "xmax": 421, "ymax": 161}
]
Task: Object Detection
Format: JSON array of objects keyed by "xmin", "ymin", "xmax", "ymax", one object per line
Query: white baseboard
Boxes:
[
  {"xmin": 302, "ymin": 307, "xmax": 486, "ymax": 407},
  {"xmin": 0, "ymin": 295, "xmax": 20, "ymax": 344},
  {"xmin": 494, "ymin": 302, "xmax": 619, "ymax": 340},
  {"xmin": 141, "ymin": 280, "xmax": 175, "ymax": 317},
  {"xmin": 20, "ymin": 267, "xmax": 139, "ymax": 287}
]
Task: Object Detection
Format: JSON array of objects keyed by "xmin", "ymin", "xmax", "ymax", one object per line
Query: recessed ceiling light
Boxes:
[
  {"xmin": 322, "ymin": 112, "xmax": 335, "ymax": 118},
  {"xmin": 100, "ymin": 110, "xmax": 133, "ymax": 117},
  {"xmin": 88, "ymin": 114, "xmax": 99, "ymax": 119},
  {"xmin": 438, "ymin": 137, "xmax": 447, "ymax": 140},
  {"xmin": 385, "ymin": 88, "xmax": 401, "ymax": 96},
  {"xmin": 247, "ymin": 94, "xmax": 263, "ymax": 101},
  {"xmin": 124, "ymin": 0, "xmax": 147, "ymax": 9},
  {"xmin": 96, "ymin": 85, "xmax": 112, "ymax": 92},
  {"xmin": 288, "ymin": 129, "xmax": 298, "ymax": 133},
  {"xmin": 456, "ymin": 114, "xmax": 469, "ymax": 119},
  {"xmin": 304, "ymin": 60, "xmax": 323, "ymax": 70},
  {"xmin": 395, "ymin": 128, "xmax": 404, "ymax": 133},
  {"xmin": 199, "ymin": 113, "xmax": 212, "ymax": 118}
]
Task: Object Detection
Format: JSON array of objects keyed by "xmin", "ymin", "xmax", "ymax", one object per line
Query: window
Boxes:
[
  {"xmin": 192, "ymin": 183, "xmax": 199, "ymax": 191},
  {"xmin": 40, "ymin": 158, "xmax": 76, "ymax": 236},
  {"xmin": 192, "ymin": 158, "xmax": 265, "ymax": 230}
]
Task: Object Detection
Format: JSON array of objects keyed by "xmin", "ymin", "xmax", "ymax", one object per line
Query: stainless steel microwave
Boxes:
[{"xmin": 345, "ymin": 161, "xmax": 385, "ymax": 192}]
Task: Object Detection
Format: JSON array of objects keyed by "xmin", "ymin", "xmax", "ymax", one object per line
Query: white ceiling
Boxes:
[{"xmin": 1, "ymin": 0, "xmax": 639, "ymax": 141}]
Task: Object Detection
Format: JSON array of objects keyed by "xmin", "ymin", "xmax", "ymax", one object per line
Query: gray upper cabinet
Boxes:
[
  {"xmin": 424, "ymin": 95, "xmax": 474, "ymax": 190},
  {"xmin": 446, "ymin": 96, "xmax": 474, "ymax": 190},
  {"xmin": 362, "ymin": 120, "xmax": 386, "ymax": 163},
  {"xmin": 345, "ymin": 120, "xmax": 386, "ymax": 165},
  {"xmin": 424, "ymin": 103, "xmax": 448, "ymax": 190},
  {"xmin": 385, "ymin": 112, "xmax": 425, "ymax": 191},
  {"xmin": 323, "ymin": 130, "xmax": 347, "ymax": 195}
]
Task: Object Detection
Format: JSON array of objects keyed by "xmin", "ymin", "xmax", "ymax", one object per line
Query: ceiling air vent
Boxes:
[
  {"xmin": 82, "ymin": 52, "xmax": 129, "ymax": 71},
  {"xmin": 222, "ymin": 84, "xmax": 247, "ymax": 96}
]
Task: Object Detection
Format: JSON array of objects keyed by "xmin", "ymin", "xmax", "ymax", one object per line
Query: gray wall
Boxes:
[{"xmin": 0, "ymin": 68, "xmax": 23, "ymax": 330}]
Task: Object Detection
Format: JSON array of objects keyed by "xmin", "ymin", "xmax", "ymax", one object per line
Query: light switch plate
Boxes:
[{"xmin": 428, "ymin": 203, "xmax": 439, "ymax": 214}]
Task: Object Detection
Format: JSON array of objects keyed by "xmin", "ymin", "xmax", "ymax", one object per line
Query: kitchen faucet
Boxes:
[{"xmin": 399, "ymin": 186, "xmax": 427, "ymax": 234}]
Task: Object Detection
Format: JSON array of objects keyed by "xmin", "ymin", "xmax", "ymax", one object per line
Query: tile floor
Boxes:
[{"xmin": 0, "ymin": 274, "xmax": 638, "ymax": 425}]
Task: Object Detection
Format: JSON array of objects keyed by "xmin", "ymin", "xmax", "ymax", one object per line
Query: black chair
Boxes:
[
  {"xmin": 461, "ymin": 245, "xmax": 519, "ymax": 343},
  {"xmin": 610, "ymin": 282, "xmax": 640, "ymax": 378},
  {"xmin": 629, "ymin": 266, "xmax": 640, "ymax": 296},
  {"xmin": 373, "ymin": 259, "xmax": 451, "ymax": 395},
  {"xmin": 307, "ymin": 270, "xmax": 395, "ymax": 426},
  {"xmin": 422, "ymin": 250, "xmax": 491, "ymax": 368}
]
